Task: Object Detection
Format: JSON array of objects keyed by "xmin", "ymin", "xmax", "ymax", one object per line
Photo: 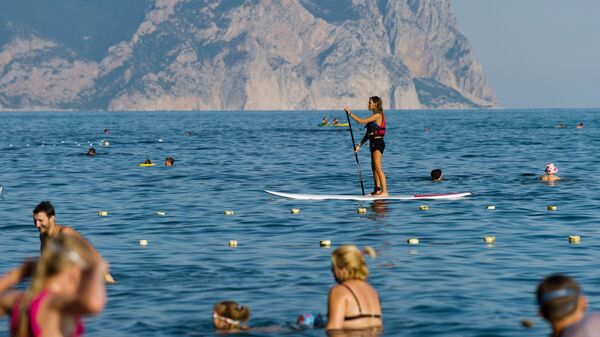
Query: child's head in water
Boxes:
[{"xmin": 213, "ymin": 301, "xmax": 250, "ymax": 330}]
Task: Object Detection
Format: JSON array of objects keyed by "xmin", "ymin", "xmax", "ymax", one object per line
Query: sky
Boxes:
[{"xmin": 450, "ymin": 0, "xmax": 600, "ymax": 108}]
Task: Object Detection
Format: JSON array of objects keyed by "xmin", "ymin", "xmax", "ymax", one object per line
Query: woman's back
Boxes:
[{"xmin": 329, "ymin": 280, "xmax": 382, "ymax": 330}]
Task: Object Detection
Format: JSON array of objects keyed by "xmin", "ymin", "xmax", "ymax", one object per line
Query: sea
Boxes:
[{"xmin": 0, "ymin": 109, "xmax": 599, "ymax": 337}]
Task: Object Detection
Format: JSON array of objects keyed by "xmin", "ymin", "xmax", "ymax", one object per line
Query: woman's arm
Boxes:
[
  {"xmin": 63, "ymin": 261, "xmax": 107, "ymax": 315},
  {"xmin": 344, "ymin": 107, "xmax": 381, "ymax": 125},
  {"xmin": 326, "ymin": 286, "xmax": 346, "ymax": 331},
  {"xmin": 0, "ymin": 260, "xmax": 36, "ymax": 293}
]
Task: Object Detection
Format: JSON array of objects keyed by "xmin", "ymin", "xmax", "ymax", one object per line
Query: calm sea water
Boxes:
[{"xmin": 1, "ymin": 109, "xmax": 599, "ymax": 337}]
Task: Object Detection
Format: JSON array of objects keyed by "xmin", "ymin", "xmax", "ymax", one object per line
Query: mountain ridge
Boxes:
[{"xmin": 0, "ymin": 0, "xmax": 497, "ymax": 111}]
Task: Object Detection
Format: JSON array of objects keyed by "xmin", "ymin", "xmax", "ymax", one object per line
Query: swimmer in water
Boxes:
[
  {"xmin": 540, "ymin": 163, "xmax": 560, "ymax": 182},
  {"xmin": 0, "ymin": 234, "xmax": 107, "ymax": 337},
  {"xmin": 326, "ymin": 245, "xmax": 382, "ymax": 331},
  {"xmin": 144, "ymin": 159, "xmax": 152, "ymax": 165},
  {"xmin": 213, "ymin": 301, "xmax": 250, "ymax": 331},
  {"xmin": 87, "ymin": 147, "xmax": 96, "ymax": 157},
  {"xmin": 32, "ymin": 201, "xmax": 116, "ymax": 284},
  {"xmin": 537, "ymin": 274, "xmax": 600, "ymax": 337},
  {"xmin": 165, "ymin": 156, "xmax": 174, "ymax": 167},
  {"xmin": 431, "ymin": 169, "xmax": 443, "ymax": 181},
  {"xmin": 576, "ymin": 122, "xmax": 584, "ymax": 129}
]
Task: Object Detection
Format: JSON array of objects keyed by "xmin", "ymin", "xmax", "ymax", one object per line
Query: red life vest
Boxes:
[{"xmin": 367, "ymin": 114, "xmax": 386, "ymax": 138}]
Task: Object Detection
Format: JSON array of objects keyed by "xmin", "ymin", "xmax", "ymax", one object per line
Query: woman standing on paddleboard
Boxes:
[{"xmin": 344, "ymin": 96, "xmax": 387, "ymax": 196}]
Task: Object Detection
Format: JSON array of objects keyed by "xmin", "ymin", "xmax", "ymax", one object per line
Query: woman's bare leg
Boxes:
[{"xmin": 372, "ymin": 150, "xmax": 387, "ymax": 196}]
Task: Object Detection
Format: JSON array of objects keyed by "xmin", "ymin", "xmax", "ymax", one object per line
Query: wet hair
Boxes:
[
  {"xmin": 369, "ymin": 96, "xmax": 383, "ymax": 114},
  {"xmin": 431, "ymin": 169, "xmax": 443, "ymax": 181},
  {"xmin": 536, "ymin": 274, "xmax": 581, "ymax": 322},
  {"xmin": 213, "ymin": 301, "xmax": 250, "ymax": 322},
  {"xmin": 165, "ymin": 156, "xmax": 174, "ymax": 165},
  {"xmin": 87, "ymin": 147, "xmax": 96, "ymax": 156},
  {"xmin": 18, "ymin": 233, "xmax": 98, "ymax": 336},
  {"xmin": 331, "ymin": 245, "xmax": 376, "ymax": 281},
  {"xmin": 33, "ymin": 201, "xmax": 55, "ymax": 218},
  {"xmin": 144, "ymin": 159, "xmax": 152, "ymax": 164}
]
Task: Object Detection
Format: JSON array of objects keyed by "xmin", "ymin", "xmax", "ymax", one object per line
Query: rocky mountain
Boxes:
[{"xmin": 0, "ymin": 0, "xmax": 497, "ymax": 111}]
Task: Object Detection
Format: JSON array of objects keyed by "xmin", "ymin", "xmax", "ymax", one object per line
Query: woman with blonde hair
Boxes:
[
  {"xmin": 327, "ymin": 245, "xmax": 382, "ymax": 331},
  {"xmin": 0, "ymin": 233, "xmax": 107, "ymax": 336}
]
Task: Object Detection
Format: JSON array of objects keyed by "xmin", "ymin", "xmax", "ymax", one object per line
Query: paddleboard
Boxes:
[{"xmin": 264, "ymin": 190, "xmax": 472, "ymax": 201}]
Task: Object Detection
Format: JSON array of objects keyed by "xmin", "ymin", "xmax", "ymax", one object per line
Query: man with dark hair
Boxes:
[
  {"xmin": 431, "ymin": 169, "xmax": 443, "ymax": 181},
  {"xmin": 33, "ymin": 201, "xmax": 116, "ymax": 283},
  {"xmin": 537, "ymin": 274, "xmax": 600, "ymax": 336}
]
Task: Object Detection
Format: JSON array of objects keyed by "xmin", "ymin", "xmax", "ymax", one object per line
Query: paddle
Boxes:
[{"xmin": 345, "ymin": 110, "xmax": 366, "ymax": 195}]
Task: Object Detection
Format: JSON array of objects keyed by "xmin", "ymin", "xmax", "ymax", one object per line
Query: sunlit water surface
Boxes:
[{"xmin": 1, "ymin": 109, "xmax": 599, "ymax": 337}]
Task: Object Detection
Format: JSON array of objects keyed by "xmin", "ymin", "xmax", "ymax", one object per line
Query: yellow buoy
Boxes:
[
  {"xmin": 229, "ymin": 240, "xmax": 238, "ymax": 247},
  {"xmin": 569, "ymin": 235, "xmax": 581, "ymax": 244},
  {"xmin": 139, "ymin": 239, "xmax": 148, "ymax": 246},
  {"xmin": 485, "ymin": 205, "xmax": 496, "ymax": 210},
  {"xmin": 419, "ymin": 205, "xmax": 429, "ymax": 211},
  {"xmin": 407, "ymin": 238, "xmax": 419, "ymax": 245},
  {"xmin": 98, "ymin": 211, "xmax": 108, "ymax": 216},
  {"xmin": 291, "ymin": 208, "xmax": 301, "ymax": 214},
  {"xmin": 224, "ymin": 210, "xmax": 234, "ymax": 215},
  {"xmin": 548, "ymin": 205, "xmax": 557, "ymax": 211},
  {"xmin": 484, "ymin": 236, "xmax": 496, "ymax": 244},
  {"xmin": 356, "ymin": 207, "xmax": 367, "ymax": 214},
  {"xmin": 320, "ymin": 240, "xmax": 331, "ymax": 247}
]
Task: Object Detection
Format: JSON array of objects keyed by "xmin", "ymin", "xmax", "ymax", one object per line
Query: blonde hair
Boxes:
[
  {"xmin": 213, "ymin": 301, "xmax": 250, "ymax": 322},
  {"xmin": 331, "ymin": 245, "xmax": 376, "ymax": 281},
  {"xmin": 18, "ymin": 234, "xmax": 97, "ymax": 336}
]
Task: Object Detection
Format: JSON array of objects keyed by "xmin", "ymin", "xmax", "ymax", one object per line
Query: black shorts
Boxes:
[{"xmin": 369, "ymin": 138, "xmax": 385, "ymax": 153}]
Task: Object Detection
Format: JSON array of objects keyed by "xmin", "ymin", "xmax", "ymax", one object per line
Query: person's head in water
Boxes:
[
  {"xmin": 431, "ymin": 169, "xmax": 443, "ymax": 181},
  {"xmin": 144, "ymin": 159, "xmax": 152, "ymax": 164},
  {"xmin": 330, "ymin": 245, "xmax": 376, "ymax": 284},
  {"xmin": 537, "ymin": 274, "xmax": 587, "ymax": 333},
  {"xmin": 213, "ymin": 301, "xmax": 250, "ymax": 330},
  {"xmin": 87, "ymin": 147, "xmax": 96, "ymax": 157},
  {"xmin": 33, "ymin": 201, "xmax": 57, "ymax": 235},
  {"xmin": 368, "ymin": 96, "xmax": 383, "ymax": 114},
  {"xmin": 165, "ymin": 156, "xmax": 174, "ymax": 167}
]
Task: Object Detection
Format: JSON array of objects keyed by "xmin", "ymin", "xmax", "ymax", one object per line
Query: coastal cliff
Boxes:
[{"xmin": 0, "ymin": 0, "xmax": 496, "ymax": 110}]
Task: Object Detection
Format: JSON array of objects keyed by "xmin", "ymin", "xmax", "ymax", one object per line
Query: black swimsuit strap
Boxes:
[{"xmin": 341, "ymin": 283, "xmax": 363, "ymax": 314}]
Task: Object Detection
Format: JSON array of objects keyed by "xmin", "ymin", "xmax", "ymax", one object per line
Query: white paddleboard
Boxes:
[{"xmin": 264, "ymin": 190, "xmax": 472, "ymax": 201}]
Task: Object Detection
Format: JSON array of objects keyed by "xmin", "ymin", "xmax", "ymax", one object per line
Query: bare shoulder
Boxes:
[{"xmin": 59, "ymin": 225, "xmax": 79, "ymax": 236}]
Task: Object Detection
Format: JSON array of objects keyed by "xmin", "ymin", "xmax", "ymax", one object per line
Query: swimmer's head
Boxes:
[
  {"xmin": 165, "ymin": 156, "xmax": 174, "ymax": 166},
  {"xmin": 144, "ymin": 159, "xmax": 152, "ymax": 164},
  {"xmin": 545, "ymin": 163, "xmax": 558, "ymax": 175},
  {"xmin": 213, "ymin": 301, "xmax": 250, "ymax": 330},
  {"xmin": 331, "ymin": 245, "xmax": 376, "ymax": 283},
  {"xmin": 431, "ymin": 169, "xmax": 443, "ymax": 181},
  {"xmin": 537, "ymin": 274, "xmax": 584, "ymax": 322},
  {"xmin": 87, "ymin": 147, "xmax": 96, "ymax": 157}
]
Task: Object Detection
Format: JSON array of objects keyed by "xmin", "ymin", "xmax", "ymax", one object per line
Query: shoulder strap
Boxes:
[{"xmin": 341, "ymin": 283, "xmax": 363, "ymax": 314}]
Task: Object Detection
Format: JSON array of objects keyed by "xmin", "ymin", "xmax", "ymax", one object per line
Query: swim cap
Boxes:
[
  {"xmin": 545, "ymin": 163, "xmax": 558, "ymax": 174},
  {"xmin": 296, "ymin": 313, "xmax": 325, "ymax": 328}
]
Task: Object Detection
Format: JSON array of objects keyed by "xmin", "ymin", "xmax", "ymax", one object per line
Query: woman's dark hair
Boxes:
[
  {"xmin": 369, "ymin": 96, "xmax": 383, "ymax": 114},
  {"xmin": 537, "ymin": 274, "xmax": 581, "ymax": 321}
]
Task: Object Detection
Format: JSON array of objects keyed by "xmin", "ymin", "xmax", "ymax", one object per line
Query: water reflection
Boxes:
[{"xmin": 370, "ymin": 200, "xmax": 388, "ymax": 217}]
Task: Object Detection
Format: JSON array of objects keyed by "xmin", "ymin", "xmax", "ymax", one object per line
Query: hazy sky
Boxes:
[{"xmin": 450, "ymin": 0, "xmax": 600, "ymax": 108}]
